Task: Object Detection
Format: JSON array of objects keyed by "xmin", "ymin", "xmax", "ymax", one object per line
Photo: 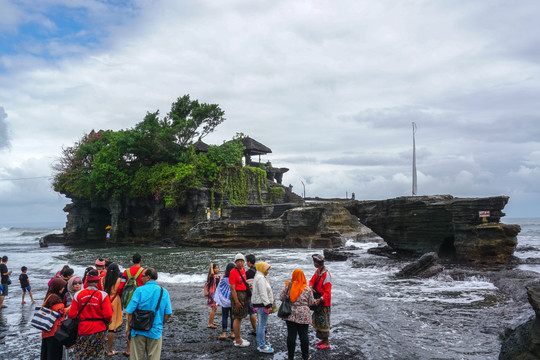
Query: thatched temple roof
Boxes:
[
  {"xmin": 194, "ymin": 140, "xmax": 210, "ymax": 153},
  {"xmin": 241, "ymin": 136, "xmax": 272, "ymax": 156}
]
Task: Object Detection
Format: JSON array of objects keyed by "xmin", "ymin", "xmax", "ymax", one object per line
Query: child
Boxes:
[{"xmin": 19, "ymin": 266, "xmax": 35, "ymax": 304}]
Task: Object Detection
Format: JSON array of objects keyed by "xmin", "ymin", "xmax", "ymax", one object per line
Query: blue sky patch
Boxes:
[{"xmin": 0, "ymin": 2, "xmax": 137, "ymax": 63}]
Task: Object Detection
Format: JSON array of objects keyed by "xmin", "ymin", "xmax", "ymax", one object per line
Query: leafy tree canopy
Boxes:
[{"xmin": 52, "ymin": 95, "xmax": 266, "ymax": 207}]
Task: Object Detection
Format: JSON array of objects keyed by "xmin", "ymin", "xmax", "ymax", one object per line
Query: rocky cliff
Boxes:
[
  {"xmin": 345, "ymin": 195, "xmax": 520, "ymax": 264},
  {"xmin": 61, "ymin": 183, "xmax": 360, "ymax": 248}
]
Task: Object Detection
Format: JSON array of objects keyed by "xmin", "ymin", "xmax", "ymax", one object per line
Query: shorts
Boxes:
[
  {"xmin": 1, "ymin": 283, "xmax": 7, "ymax": 296},
  {"xmin": 21, "ymin": 286, "xmax": 31, "ymax": 293},
  {"xmin": 231, "ymin": 291, "xmax": 249, "ymax": 319}
]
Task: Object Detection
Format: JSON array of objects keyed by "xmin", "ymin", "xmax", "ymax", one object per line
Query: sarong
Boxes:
[
  {"xmin": 312, "ymin": 306, "xmax": 331, "ymax": 339},
  {"xmin": 72, "ymin": 330, "xmax": 107, "ymax": 359},
  {"xmin": 231, "ymin": 290, "xmax": 249, "ymax": 319}
]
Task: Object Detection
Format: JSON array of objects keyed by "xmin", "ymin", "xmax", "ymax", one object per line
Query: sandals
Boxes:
[
  {"xmin": 219, "ymin": 333, "xmax": 227, "ymax": 340},
  {"xmin": 107, "ymin": 351, "xmax": 119, "ymax": 356},
  {"xmin": 207, "ymin": 323, "xmax": 218, "ymax": 328},
  {"xmin": 317, "ymin": 343, "xmax": 331, "ymax": 350}
]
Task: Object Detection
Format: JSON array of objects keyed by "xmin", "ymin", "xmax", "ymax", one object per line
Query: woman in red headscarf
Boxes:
[
  {"xmin": 40, "ymin": 277, "xmax": 67, "ymax": 360},
  {"xmin": 279, "ymin": 269, "xmax": 315, "ymax": 360}
]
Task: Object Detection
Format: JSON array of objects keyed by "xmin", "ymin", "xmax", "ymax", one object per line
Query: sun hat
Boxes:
[
  {"xmin": 95, "ymin": 258, "xmax": 105, "ymax": 266},
  {"xmin": 234, "ymin": 253, "xmax": 245, "ymax": 262}
]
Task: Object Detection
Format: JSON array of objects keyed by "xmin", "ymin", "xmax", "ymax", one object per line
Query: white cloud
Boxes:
[
  {"xmin": 0, "ymin": 107, "xmax": 10, "ymax": 149},
  {"xmin": 0, "ymin": 0, "xmax": 540, "ymax": 223}
]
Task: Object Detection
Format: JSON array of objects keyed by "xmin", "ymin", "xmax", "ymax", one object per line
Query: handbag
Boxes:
[
  {"xmin": 6, "ymin": 278, "xmax": 11, "ymax": 285},
  {"xmin": 130, "ymin": 287, "xmax": 163, "ymax": 331},
  {"xmin": 203, "ymin": 282, "xmax": 210, "ymax": 297},
  {"xmin": 54, "ymin": 290, "xmax": 97, "ymax": 347},
  {"xmin": 277, "ymin": 283, "xmax": 293, "ymax": 319},
  {"xmin": 309, "ymin": 276, "xmax": 325, "ymax": 312},
  {"xmin": 31, "ymin": 295, "xmax": 62, "ymax": 331}
]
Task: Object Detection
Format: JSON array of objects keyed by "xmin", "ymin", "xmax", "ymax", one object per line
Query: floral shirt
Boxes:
[{"xmin": 279, "ymin": 285, "xmax": 315, "ymax": 325}]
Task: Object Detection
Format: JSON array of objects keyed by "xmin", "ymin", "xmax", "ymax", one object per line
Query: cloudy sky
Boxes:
[{"xmin": 0, "ymin": 0, "xmax": 539, "ymax": 225}]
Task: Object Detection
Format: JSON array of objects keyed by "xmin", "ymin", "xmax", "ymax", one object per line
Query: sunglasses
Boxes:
[{"xmin": 73, "ymin": 281, "xmax": 83, "ymax": 285}]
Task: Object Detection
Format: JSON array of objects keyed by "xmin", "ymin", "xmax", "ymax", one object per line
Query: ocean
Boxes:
[{"xmin": 0, "ymin": 218, "xmax": 539, "ymax": 359}]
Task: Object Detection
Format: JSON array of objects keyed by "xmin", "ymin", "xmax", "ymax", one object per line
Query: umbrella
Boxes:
[{"xmin": 105, "ymin": 225, "xmax": 112, "ymax": 230}]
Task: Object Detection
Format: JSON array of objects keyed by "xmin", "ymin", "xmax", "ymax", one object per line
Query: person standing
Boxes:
[
  {"xmin": 83, "ymin": 259, "xmax": 106, "ymax": 289},
  {"xmin": 19, "ymin": 266, "xmax": 35, "ymax": 304},
  {"xmin": 0, "ymin": 255, "xmax": 12, "ymax": 308},
  {"xmin": 309, "ymin": 254, "xmax": 332, "ymax": 350},
  {"xmin": 68, "ymin": 269, "xmax": 113, "ymax": 359},
  {"xmin": 205, "ymin": 263, "xmax": 221, "ymax": 328},
  {"xmin": 213, "ymin": 263, "xmax": 235, "ymax": 340},
  {"xmin": 119, "ymin": 253, "xmax": 145, "ymax": 357},
  {"xmin": 280, "ymin": 269, "xmax": 315, "ymax": 360},
  {"xmin": 229, "ymin": 253, "xmax": 250, "ymax": 347},
  {"xmin": 251, "ymin": 262, "xmax": 275, "ymax": 353},
  {"xmin": 63, "ymin": 277, "xmax": 82, "ymax": 310},
  {"xmin": 245, "ymin": 254, "xmax": 258, "ymax": 335},
  {"xmin": 40, "ymin": 278, "xmax": 67, "ymax": 360},
  {"xmin": 125, "ymin": 268, "xmax": 172, "ymax": 360},
  {"xmin": 103, "ymin": 263, "xmax": 123, "ymax": 356}
]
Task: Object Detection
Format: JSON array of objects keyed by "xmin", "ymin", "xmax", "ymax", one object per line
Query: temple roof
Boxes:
[
  {"xmin": 241, "ymin": 136, "xmax": 272, "ymax": 156},
  {"xmin": 194, "ymin": 140, "xmax": 209, "ymax": 153}
]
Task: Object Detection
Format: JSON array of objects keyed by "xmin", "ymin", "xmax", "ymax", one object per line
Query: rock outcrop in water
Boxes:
[
  {"xmin": 61, "ymin": 191, "xmax": 520, "ymax": 260},
  {"xmin": 395, "ymin": 252, "xmax": 444, "ymax": 278},
  {"xmin": 61, "ymin": 185, "xmax": 362, "ymax": 248},
  {"xmin": 345, "ymin": 195, "xmax": 521, "ymax": 264}
]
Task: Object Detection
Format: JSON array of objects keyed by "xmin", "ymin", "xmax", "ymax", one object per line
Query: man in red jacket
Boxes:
[
  {"xmin": 309, "ymin": 254, "xmax": 332, "ymax": 350},
  {"xmin": 69, "ymin": 269, "xmax": 113, "ymax": 358}
]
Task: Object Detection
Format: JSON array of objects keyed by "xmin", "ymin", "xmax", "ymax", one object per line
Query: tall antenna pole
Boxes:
[{"xmin": 412, "ymin": 122, "xmax": 417, "ymax": 196}]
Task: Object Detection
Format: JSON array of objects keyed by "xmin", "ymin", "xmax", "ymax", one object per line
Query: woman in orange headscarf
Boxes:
[{"xmin": 279, "ymin": 269, "xmax": 315, "ymax": 360}]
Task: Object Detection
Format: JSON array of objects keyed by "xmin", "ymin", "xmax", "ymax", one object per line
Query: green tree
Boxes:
[{"xmin": 52, "ymin": 95, "xmax": 268, "ymax": 208}]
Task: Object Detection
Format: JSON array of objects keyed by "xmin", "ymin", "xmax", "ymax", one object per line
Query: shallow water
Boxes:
[{"xmin": 0, "ymin": 218, "xmax": 539, "ymax": 359}]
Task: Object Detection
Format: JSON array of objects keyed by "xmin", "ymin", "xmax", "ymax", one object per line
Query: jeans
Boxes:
[
  {"xmin": 256, "ymin": 307, "xmax": 269, "ymax": 348},
  {"xmin": 286, "ymin": 320, "xmax": 310, "ymax": 360},
  {"xmin": 222, "ymin": 307, "xmax": 233, "ymax": 332}
]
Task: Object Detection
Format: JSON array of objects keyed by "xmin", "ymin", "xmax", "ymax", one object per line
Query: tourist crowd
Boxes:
[
  {"xmin": 0, "ymin": 251, "xmax": 331, "ymax": 360},
  {"xmin": 207, "ymin": 252, "xmax": 332, "ymax": 360}
]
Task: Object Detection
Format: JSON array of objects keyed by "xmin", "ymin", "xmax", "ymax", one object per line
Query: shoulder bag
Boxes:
[
  {"xmin": 130, "ymin": 287, "xmax": 163, "ymax": 331},
  {"xmin": 31, "ymin": 295, "xmax": 62, "ymax": 331},
  {"xmin": 277, "ymin": 282, "xmax": 293, "ymax": 319},
  {"xmin": 235, "ymin": 268, "xmax": 252, "ymax": 297},
  {"xmin": 54, "ymin": 290, "xmax": 98, "ymax": 347}
]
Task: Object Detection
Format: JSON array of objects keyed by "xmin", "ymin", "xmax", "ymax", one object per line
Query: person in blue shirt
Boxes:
[{"xmin": 125, "ymin": 267, "xmax": 172, "ymax": 360}]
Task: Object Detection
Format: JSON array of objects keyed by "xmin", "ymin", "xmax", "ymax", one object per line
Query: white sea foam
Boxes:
[
  {"xmin": 344, "ymin": 240, "xmax": 379, "ymax": 250},
  {"xmin": 158, "ymin": 272, "xmax": 206, "ymax": 284}
]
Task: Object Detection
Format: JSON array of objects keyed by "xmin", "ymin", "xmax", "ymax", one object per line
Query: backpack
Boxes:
[{"xmin": 121, "ymin": 267, "xmax": 144, "ymax": 309}]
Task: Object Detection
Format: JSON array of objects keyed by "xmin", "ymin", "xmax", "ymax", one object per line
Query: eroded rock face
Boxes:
[
  {"xmin": 184, "ymin": 203, "xmax": 361, "ymax": 248},
  {"xmin": 499, "ymin": 284, "xmax": 540, "ymax": 360},
  {"xmin": 345, "ymin": 195, "xmax": 520, "ymax": 264}
]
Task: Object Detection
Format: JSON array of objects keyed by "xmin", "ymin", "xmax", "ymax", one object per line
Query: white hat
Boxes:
[{"xmin": 234, "ymin": 253, "xmax": 245, "ymax": 262}]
